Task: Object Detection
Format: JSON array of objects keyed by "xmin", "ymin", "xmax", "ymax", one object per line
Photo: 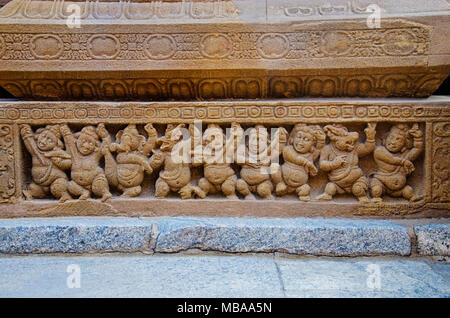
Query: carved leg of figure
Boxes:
[
  {"xmin": 198, "ymin": 177, "xmax": 212, "ymax": 195},
  {"xmin": 257, "ymin": 180, "xmax": 274, "ymax": 200},
  {"xmin": 178, "ymin": 184, "xmax": 206, "ymax": 199},
  {"xmin": 236, "ymin": 179, "xmax": 255, "ymax": 200},
  {"xmin": 191, "ymin": 185, "xmax": 206, "ymax": 199},
  {"xmin": 121, "ymin": 185, "xmax": 142, "ymax": 198},
  {"xmin": 222, "ymin": 175, "xmax": 238, "ymax": 200},
  {"xmin": 370, "ymin": 178, "xmax": 384, "ymax": 203},
  {"xmin": 275, "ymin": 182, "xmax": 288, "ymax": 196},
  {"xmin": 352, "ymin": 177, "xmax": 370, "ymax": 203},
  {"xmin": 178, "ymin": 185, "xmax": 194, "ymax": 199},
  {"xmin": 272, "ymin": 168, "xmax": 287, "ymax": 196},
  {"xmin": 92, "ymin": 174, "xmax": 112, "ymax": 202},
  {"xmin": 296, "ymin": 184, "xmax": 310, "ymax": 202},
  {"xmin": 316, "ymin": 182, "xmax": 336, "ymax": 201},
  {"xmin": 68, "ymin": 181, "xmax": 90, "ymax": 200},
  {"xmin": 402, "ymin": 185, "xmax": 421, "ymax": 202},
  {"xmin": 155, "ymin": 178, "xmax": 170, "ymax": 198},
  {"xmin": 25, "ymin": 183, "xmax": 48, "ymax": 200},
  {"xmin": 50, "ymin": 178, "xmax": 72, "ymax": 202}
]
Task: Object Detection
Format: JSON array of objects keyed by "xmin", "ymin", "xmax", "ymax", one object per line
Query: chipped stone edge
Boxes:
[
  {"xmin": 1, "ymin": 217, "xmax": 441, "ymax": 256},
  {"xmin": 415, "ymin": 224, "xmax": 450, "ymax": 256}
]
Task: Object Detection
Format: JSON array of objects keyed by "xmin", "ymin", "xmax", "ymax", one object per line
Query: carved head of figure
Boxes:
[
  {"xmin": 385, "ymin": 124, "xmax": 412, "ymax": 153},
  {"xmin": 324, "ymin": 124, "xmax": 359, "ymax": 152},
  {"xmin": 289, "ymin": 124, "xmax": 326, "ymax": 154},
  {"xmin": 248, "ymin": 125, "xmax": 269, "ymax": 155},
  {"xmin": 115, "ymin": 124, "xmax": 145, "ymax": 153},
  {"xmin": 160, "ymin": 124, "xmax": 185, "ymax": 152},
  {"xmin": 36, "ymin": 125, "xmax": 63, "ymax": 152},
  {"xmin": 75, "ymin": 126, "xmax": 100, "ymax": 155},
  {"xmin": 203, "ymin": 124, "xmax": 224, "ymax": 149}
]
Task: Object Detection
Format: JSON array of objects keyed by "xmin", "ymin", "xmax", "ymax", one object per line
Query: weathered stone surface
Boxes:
[
  {"xmin": 155, "ymin": 217, "xmax": 411, "ymax": 256},
  {"xmin": 275, "ymin": 258, "xmax": 450, "ymax": 298},
  {"xmin": 415, "ymin": 223, "xmax": 450, "ymax": 256},
  {"xmin": 0, "ymin": 218, "xmax": 157, "ymax": 254},
  {"xmin": 0, "ymin": 217, "xmax": 414, "ymax": 256},
  {"xmin": 0, "ymin": 255, "xmax": 448, "ymax": 297}
]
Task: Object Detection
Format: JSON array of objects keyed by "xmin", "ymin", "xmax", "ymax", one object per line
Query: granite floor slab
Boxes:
[{"xmin": 0, "ymin": 254, "xmax": 448, "ymax": 298}]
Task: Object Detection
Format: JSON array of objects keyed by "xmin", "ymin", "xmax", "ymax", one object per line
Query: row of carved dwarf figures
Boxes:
[{"xmin": 19, "ymin": 120, "xmax": 424, "ymax": 203}]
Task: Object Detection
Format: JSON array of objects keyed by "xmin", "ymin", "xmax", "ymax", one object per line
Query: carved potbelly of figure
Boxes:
[
  {"xmin": 20, "ymin": 124, "xmax": 72, "ymax": 202},
  {"xmin": 104, "ymin": 124, "xmax": 157, "ymax": 197},
  {"xmin": 316, "ymin": 123, "xmax": 376, "ymax": 203},
  {"xmin": 197, "ymin": 123, "xmax": 238, "ymax": 199},
  {"xmin": 370, "ymin": 123, "xmax": 424, "ymax": 203},
  {"xmin": 60, "ymin": 124, "xmax": 112, "ymax": 202},
  {"xmin": 272, "ymin": 124, "xmax": 325, "ymax": 201},
  {"xmin": 150, "ymin": 124, "xmax": 206, "ymax": 199},
  {"xmin": 236, "ymin": 124, "xmax": 287, "ymax": 200}
]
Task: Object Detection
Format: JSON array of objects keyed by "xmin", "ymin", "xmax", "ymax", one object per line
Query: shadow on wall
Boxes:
[
  {"xmin": 434, "ymin": 76, "xmax": 450, "ymax": 95},
  {"xmin": 0, "ymin": 0, "xmax": 12, "ymax": 9},
  {"xmin": 0, "ymin": 86, "xmax": 15, "ymax": 99}
]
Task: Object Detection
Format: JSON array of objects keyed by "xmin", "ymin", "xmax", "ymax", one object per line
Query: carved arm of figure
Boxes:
[
  {"xmin": 46, "ymin": 152, "xmax": 72, "ymax": 170},
  {"xmin": 141, "ymin": 123, "xmax": 158, "ymax": 157},
  {"xmin": 405, "ymin": 123, "xmax": 424, "ymax": 161},
  {"xmin": 357, "ymin": 122, "xmax": 377, "ymax": 157},
  {"xmin": 270, "ymin": 127, "xmax": 288, "ymax": 156},
  {"xmin": 122, "ymin": 153, "xmax": 153, "ymax": 173},
  {"xmin": 19, "ymin": 124, "xmax": 46, "ymax": 165},
  {"xmin": 319, "ymin": 147, "xmax": 346, "ymax": 172},
  {"xmin": 149, "ymin": 150, "xmax": 165, "ymax": 171},
  {"xmin": 226, "ymin": 122, "xmax": 245, "ymax": 163},
  {"xmin": 60, "ymin": 124, "xmax": 79, "ymax": 162},
  {"xmin": 283, "ymin": 146, "xmax": 318, "ymax": 176},
  {"xmin": 96, "ymin": 123, "xmax": 111, "ymax": 161},
  {"xmin": 189, "ymin": 123, "xmax": 204, "ymax": 166},
  {"xmin": 374, "ymin": 146, "xmax": 415, "ymax": 173}
]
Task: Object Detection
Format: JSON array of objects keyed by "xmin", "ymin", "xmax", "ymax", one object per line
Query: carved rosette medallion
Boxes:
[
  {"xmin": 87, "ymin": 34, "xmax": 121, "ymax": 59},
  {"xmin": 144, "ymin": 35, "xmax": 176, "ymax": 60},
  {"xmin": 200, "ymin": 33, "xmax": 232, "ymax": 59},
  {"xmin": 30, "ymin": 34, "xmax": 64, "ymax": 59},
  {"xmin": 256, "ymin": 33, "xmax": 290, "ymax": 59}
]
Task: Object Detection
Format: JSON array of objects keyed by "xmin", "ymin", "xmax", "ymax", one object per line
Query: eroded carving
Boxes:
[
  {"xmin": 197, "ymin": 123, "xmax": 239, "ymax": 199},
  {"xmin": 272, "ymin": 124, "xmax": 325, "ymax": 201},
  {"xmin": 317, "ymin": 123, "xmax": 376, "ymax": 203},
  {"xmin": 370, "ymin": 123, "xmax": 423, "ymax": 203},
  {"xmin": 60, "ymin": 124, "xmax": 112, "ymax": 202},
  {"xmin": 150, "ymin": 124, "xmax": 205, "ymax": 199},
  {"xmin": 0, "ymin": 124, "xmax": 16, "ymax": 202},
  {"xmin": 20, "ymin": 124, "xmax": 72, "ymax": 202},
  {"xmin": 15, "ymin": 121, "xmax": 429, "ymax": 205},
  {"xmin": 104, "ymin": 124, "xmax": 157, "ymax": 197}
]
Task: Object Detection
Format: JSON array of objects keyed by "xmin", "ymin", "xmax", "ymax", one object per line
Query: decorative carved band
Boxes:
[
  {"xmin": 0, "ymin": 101, "xmax": 448, "ymax": 124},
  {"xmin": 1, "ymin": 72, "xmax": 446, "ymax": 100},
  {"xmin": 0, "ymin": 124, "xmax": 16, "ymax": 203},
  {"xmin": 432, "ymin": 122, "xmax": 450, "ymax": 203},
  {"xmin": 0, "ymin": 27, "xmax": 430, "ymax": 61}
]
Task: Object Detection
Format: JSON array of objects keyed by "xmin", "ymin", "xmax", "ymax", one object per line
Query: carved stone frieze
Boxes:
[{"xmin": 0, "ymin": 99, "xmax": 448, "ymax": 218}]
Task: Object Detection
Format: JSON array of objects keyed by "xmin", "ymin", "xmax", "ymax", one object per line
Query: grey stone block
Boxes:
[
  {"xmin": 0, "ymin": 255, "xmax": 283, "ymax": 298},
  {"xmin": 415, "ymin": 224, "xmax": 450, "ymax": 256},
  {"xmin": 154, "ymin": 217, "xmax": 411, "ymax": 256},
  {"xmin": 275, "ymin": 258, "xmax": 450, "ymax": 298},
  {"xmin": 0, "ymin": 218, "xmax": 156, "ymax": 254}
]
